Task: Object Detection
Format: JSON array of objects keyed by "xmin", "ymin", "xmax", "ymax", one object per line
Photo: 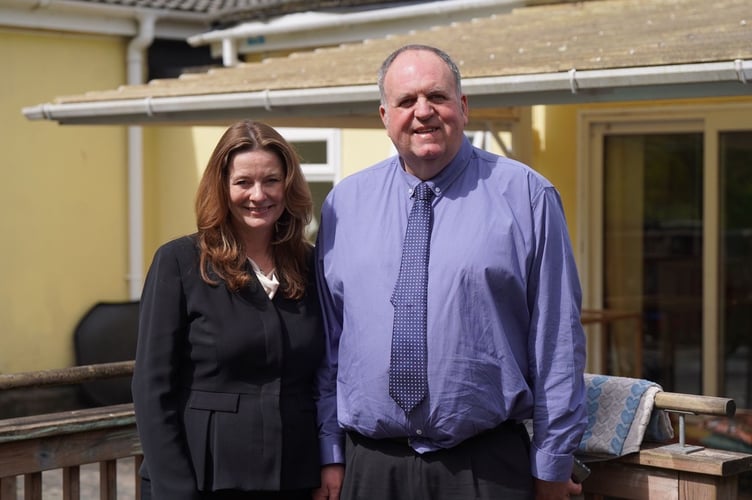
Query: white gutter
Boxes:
[
  {"xmin": 188, "ymin": 0, "xmax": 523, "ymax": 65},
  {"xmin": 1, "ymin": 0, "xmax": 208, "ymax": 39},
  {"xmin": 23, "ymin": 60, "xmax": 752, "ymax": 125},
  {"xmin": 125, "ymin": 13, "xmax": 157, "ymax": 300}
]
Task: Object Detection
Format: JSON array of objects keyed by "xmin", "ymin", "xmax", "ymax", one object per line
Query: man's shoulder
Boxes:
[
  {"xmin": 330, "ymin": 156, "xmax": 397, "ymax": 196},
  {"xmin": 474, "ymin": 147, "xmax": 528, "ymax": 171},
  {"xmin": 474, "ymin": 148, "xmax": 554, "ymax": 189},
  {"xmin": 345, "ymin": 156, "xmax": 396, "ymax": 182}
]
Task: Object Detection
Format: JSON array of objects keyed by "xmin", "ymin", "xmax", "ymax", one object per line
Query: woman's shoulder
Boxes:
[{"xmin": 153, "ymin": 234, "xmax": 199, "ymax": 260}]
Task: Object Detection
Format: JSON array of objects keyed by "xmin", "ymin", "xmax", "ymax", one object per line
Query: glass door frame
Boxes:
[{"xmin": 577, "ymin": 102, "xmax": 752, "ymax": 396}]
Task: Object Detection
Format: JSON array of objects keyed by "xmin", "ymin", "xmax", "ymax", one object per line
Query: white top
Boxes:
[{"xmin": 248, "ymin": 258, "xmax": 279, "ymax": 299}]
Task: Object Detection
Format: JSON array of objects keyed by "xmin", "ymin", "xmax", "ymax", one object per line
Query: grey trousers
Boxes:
[{"xmin": 342, "ymin": 422, "xmax": 534, "ymax": 500}]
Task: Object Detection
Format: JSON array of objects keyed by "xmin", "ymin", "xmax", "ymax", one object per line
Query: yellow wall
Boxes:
[
  {"xmin": 531, "ymin": 105, "xmax": 580, "ymax": 241},
  {"xmin": 0, "ymin": 28, "xmax": 128, "ymax": 373},
  {"xmin": 341, "ymin": 128, "xmax": 394, "ymax": 177},
  {"xmin": 142, "ymin": 126, "xmax": 227, "ymax": 261}
]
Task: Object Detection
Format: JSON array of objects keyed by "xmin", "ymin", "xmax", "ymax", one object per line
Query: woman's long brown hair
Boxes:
[{"xmin": 194, "ymin": 120, "xmax": 313, "ymax": 299}]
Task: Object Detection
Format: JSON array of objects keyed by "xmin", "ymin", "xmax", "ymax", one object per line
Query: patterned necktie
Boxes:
[{"xmin": 389, "ymin": 182, "xmax": 434, "ymax": 414}]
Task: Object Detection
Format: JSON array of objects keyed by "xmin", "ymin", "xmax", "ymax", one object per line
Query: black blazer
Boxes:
[{"xmin": 132, "ymin": 235, "xmax": 324, "ymax": 499}]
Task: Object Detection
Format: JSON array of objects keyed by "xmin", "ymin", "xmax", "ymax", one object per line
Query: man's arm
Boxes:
[
  {"xmin": 313, "ymin": 206, "xmax": 346, "ymax": 466},
  {"xmin": 527, "ymin": 186, "xmax": 588, "ymax": 482}
]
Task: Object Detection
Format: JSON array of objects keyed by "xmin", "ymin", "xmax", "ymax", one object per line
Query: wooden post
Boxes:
[
  {"xmin": 135, "ymin": 455, "xmax": 143, "ymax": 500},
  {"xmin": 0, "ymin": 477, "xmax": 16, "ymax": 500},
  {"xmin": 62, "ymin": 465, "xmax": 80, "ymax": 500},
  {"xmin": 24, "ymin": 473, "xmax": 42, "ymax": 500},
  {"xmin": 100, "ymin": 460, "xmax": 117, "ymax": 500}
]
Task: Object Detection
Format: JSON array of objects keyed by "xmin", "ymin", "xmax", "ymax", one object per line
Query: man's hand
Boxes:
[
  {"xmin": 534, "ymin": 478, "xmax": 582, "ymax": 499},
  {"xmin": 312, "ymin": 464, "xmax": 345, "ymax": 500}
]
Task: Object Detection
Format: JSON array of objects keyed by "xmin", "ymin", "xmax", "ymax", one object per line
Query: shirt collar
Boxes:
[{"xmin": 397, "ymin": 137, "xmax": 473, "ymax": 200}]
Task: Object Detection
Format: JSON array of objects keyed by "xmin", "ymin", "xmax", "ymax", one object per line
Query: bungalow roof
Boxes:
[{"xmin": 23, "ymin": 0, "xmax": 752, "ymax": 126}]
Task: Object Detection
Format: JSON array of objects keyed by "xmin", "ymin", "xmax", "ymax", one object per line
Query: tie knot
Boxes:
[{"xmin": 414, "ymin": 183, "xmax": 434, "ymax": 201}]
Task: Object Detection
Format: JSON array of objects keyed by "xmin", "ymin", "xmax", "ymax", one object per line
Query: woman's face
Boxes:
[{"xmin": 227, "ymin": 149, "xmax": 286, "ymax": 240}]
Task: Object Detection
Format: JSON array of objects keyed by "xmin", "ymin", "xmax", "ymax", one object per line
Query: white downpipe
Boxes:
[
  {"xmin": 126, "ymin": 13, "xmax": 156, "ymax": 299},
  {"xmin": 222, "ymin": 37, "xmax": 238, "ymax": 67}
]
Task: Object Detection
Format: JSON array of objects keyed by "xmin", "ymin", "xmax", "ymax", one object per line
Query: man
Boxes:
[{"xmin": 314, "ymin": 44, "xmax": 587, "ymax": 500}]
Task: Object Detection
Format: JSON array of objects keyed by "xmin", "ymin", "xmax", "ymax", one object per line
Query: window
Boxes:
[{"xmin": 278, "ymin": 128, "xmax": 341, "ymax": 242}]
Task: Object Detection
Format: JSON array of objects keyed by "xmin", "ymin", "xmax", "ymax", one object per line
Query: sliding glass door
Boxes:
[
  {"xmin": 583, "ymin": 106, "xmax": 752, "ymax": 407},
  {"xmin": 601, "ymin": 132, "xmax": 703, "ymax": 394},
  {"xmin": 720, "ymin": 130, "xmax": 752, "ymax": 408}
]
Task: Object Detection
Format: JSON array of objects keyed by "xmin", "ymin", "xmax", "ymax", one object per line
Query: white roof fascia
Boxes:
[
  {"xmin": 22, "ymin": 60, "xmax": 752, "ymax": 125},
  {"xmin": 466, "ymin": 60, "xmax": 752, "ymax": 97},
  {"xmin": 1, "ymin": 0, "xmax": 210, "ymax": 39},
  {"xmin": 0, "ymin": 8, "xmax": 137, "ymax": 36},
  {"xmin": 188, "ymin": 0, "xmax": 523, "ymax": 59}
]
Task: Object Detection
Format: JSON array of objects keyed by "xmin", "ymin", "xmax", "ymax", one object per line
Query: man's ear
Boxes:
[{"xmin": 379, "ymin": 105, "xmax": 388, "ymax": 127}]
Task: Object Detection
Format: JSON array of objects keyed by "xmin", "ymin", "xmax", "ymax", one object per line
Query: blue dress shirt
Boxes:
[{"xmin": 315, "ymin": 138, "xmax": 587, "ymax": 482}]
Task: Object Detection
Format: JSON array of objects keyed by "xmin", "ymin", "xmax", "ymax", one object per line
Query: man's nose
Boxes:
[{"xmin": 414, "ymin": 97, "xmax": 434, "ymax": 118}]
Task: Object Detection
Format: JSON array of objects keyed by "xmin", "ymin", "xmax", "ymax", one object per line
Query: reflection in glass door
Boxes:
[
  {"xmin": 721, "ymin": 131, "xmax": 752, "ymax": 409},
  {"xmin": 602, "ymin": 133, "xmax": 703, "ymax": 395}
]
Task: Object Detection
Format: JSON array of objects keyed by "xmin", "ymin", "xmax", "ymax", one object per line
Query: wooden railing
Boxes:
[
  {"xmin": 0, "ymin": 362, "xmax": 141, "ymax": 500},
  {"xmin": 583, "ymin": 391, "xmax": 752, "ymax": 500},
  {"xmin": 2, "ymin": 363, "xmax": 752, "ymax": 499}
]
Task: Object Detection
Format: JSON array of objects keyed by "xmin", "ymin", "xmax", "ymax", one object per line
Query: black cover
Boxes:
[{"xmin": 73, "ymin": 301, "xmax": 139, "ymax": 406}]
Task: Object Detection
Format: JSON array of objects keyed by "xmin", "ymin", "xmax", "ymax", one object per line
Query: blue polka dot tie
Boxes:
[{"xmin": 389, "ymin": 182, "xmax": 434, "ymax": 415}]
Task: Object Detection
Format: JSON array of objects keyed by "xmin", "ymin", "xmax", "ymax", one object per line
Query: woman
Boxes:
[{"xmin": 132, "ymin": 121, "xmax": 324, "ymax": 500}]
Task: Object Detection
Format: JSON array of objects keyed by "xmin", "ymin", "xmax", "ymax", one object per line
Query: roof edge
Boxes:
[{"xmin": 23, "ymin": 60, "xmax": 752, "ymax": 126}]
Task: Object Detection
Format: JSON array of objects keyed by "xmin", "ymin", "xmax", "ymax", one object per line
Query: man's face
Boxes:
[{"xmin": 379, "ymin": 50, "xmax": 468, "ymax": 178}]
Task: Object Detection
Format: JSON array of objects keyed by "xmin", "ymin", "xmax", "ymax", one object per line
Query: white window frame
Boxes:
[{"xmin": 277, "ymin": 127, "xmax": 341, "ymax": 184}]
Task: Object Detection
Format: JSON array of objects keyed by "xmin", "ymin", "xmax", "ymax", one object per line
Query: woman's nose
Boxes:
[{"xmin": 249, "ymin": 184, "xmax": 265, "ymax": 200}]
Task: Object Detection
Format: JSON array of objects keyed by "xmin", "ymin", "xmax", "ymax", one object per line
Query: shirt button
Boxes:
[
  {"xmin": 435, "ymin": 187, "xmax": 441, "ymax": 194},
  {"xmin": 415, "ymin": 429, "xmax": 423, "ymax": 435}
]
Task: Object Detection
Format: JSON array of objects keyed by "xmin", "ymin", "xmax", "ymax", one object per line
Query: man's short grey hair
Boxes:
[{"xmin": 377, "ymin": 44, "xmax": 463, "ymax": 105}]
